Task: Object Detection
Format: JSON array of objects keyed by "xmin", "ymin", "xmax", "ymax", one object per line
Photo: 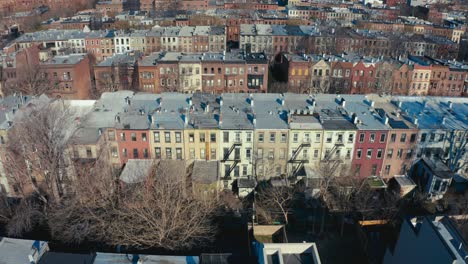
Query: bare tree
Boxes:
[
  {"xmin": 256, "ymin": 179, "xmax": 297, "ymax": 225},
  {"xmin": 5, "ymin": 98, "xmax": 78, "ymax": 201},
  {"xmin": 4, "ymin": 64, "xmax": 50, "ymax": 96},
  {"xmin": 106, "ymin": 161, "xmax": 219, "ymax": 250}
]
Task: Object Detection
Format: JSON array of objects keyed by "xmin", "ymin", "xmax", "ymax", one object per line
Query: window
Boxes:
[
  {"xmin": 354, "ymin": 165, "xmax": 361, "ymax": 176},
  {"xmin": 142, "ymin": 133, "xmax": 147, "ymax": 142},
  {"xmin": 304, "ymin": 133, "xmax": 310, "ymax": 143},
  {"xmin": 380, "ymin": 133, "xmax": 386, "ymax": 143},
  {"xmin": 279, "ymin": 149, "xmax": 286, "ymax": 159},
  {"xmin": 210, "ymin": 133, "xmax": 216, "ymax": 142},
  {"xmin": 331, "ymin": 132, "xmax": 341, "ymax": 143},
  {"xmin": 384, "ymin": 165, "xmax": 391, "ymax": 175},
  {"xmin": 348, "ymin": 134, "xmax": 354, "ymax": 143},
  {"xmin": 189, "ymin": 133, "xmax": 195, "ymax": 143},
  {"xmin": 130, "ymin": 133, "xmax": 137, "ymax": 141},
  {"xmin": 269, "ymin": 133, "xmax": 275, "ymax": 143},
  {"xmin": 438, "ymin": 134, "xmax": 444, "ymax": 142},
  {"xmin": 199, "ymin": 133, "xmax": 206, "ymax": 142},
  {"xmin": 370, "ymin": 133, "xmax": 375, "ymax": 143},
  {"xmin": 377, "ymin": 149, "xmax": 383, "ymax": 159},
  {"xmin": 108, "ymin": 130, "xmax": 116, "ymax": 141},
  {"xmin": 200, "ymin": 148, "xmax": 205, "ymax": 159},
  {"xmin": 371, "ymin": 164, "xmax": 377, "ymax": 176},
  {"xmin": 133, "ymin": 148, "xmax": 138, "ymax": 158},
  {"xmin": 429, "ymin": 133, "xmax": 435, "ymax": 142},
  {"xmin": 111, "ymin": 147, "xmax": 118, "ymax": 157},
  {"xmin": 235, "ymin": 132, "xmax": 241, "ymax": 143},
  {"xmin": 165, "ymin": 132, "xmax": 171, "ymax": 143},
  {"xmin": 223, "ymin": 132, "xmax": 229, "ymax": 142},
  {"xmin": 359, "ymin": 133, "xmax": 365, "ymax": 143},
  {"xmin": 189, "ymin": 148, "xmax": 195, "ymax": 159},
  {"xmin": 367, "ymin": 149, "xmax": 373, "ymax": 159},
  {"xmin": 242, "ymin": 165, "xmax": 248, "ymax": 176},
  {"xmin": 211, "ymin": 148, "xmax": 216, "ymax": 159},
  {"xmin": 346, "ymin": 149, "xmax": 352, "ymax": 159},
  {"xmin": 399, "ymin": 133, "xmax": 407, "ymax": 143},
  {"xmin": 326, "ymin": 133, "xmax": 332, "ymax": 143},
  {"xmin": 421, "ymin": 133, "xmax": 427, "ymax": 142},
  {"xmin": 268, "ymin": 149, "xmax": 274, "ymax": 160},
  {"xmin": 397, "ymin": 148, "xmax": 403, "ymax": 158},
  {"xmin": 155, "ymin": 147, "xmax": 161, "ymax": 159},
  {"xmin": 86, "ymin": 147, "xmax": 92, "ymax": 158},
  {"xmin": 143, "ymin": 149, "xmax": 149, "ymax": 158},
  {"xmin": 122, "ymin": 148, "xmax": 127, "ymax": 158},
  {"xmin": 316, "ymin": 133, "xmax": 321, "ymax": 143},
  {"xmin": 293, "ymin": 133, "xmax": 299, "ymax": 143},
  {"xmin": 258, "ymin": 132, "xmax": 264, "ymax": 142},
  {"xmin": 165, "ymin": 148, "xmax": 172, "ymax": 159},
  {"xmin": 357, "ymin": 149, "xmax": 362, "ymax": 159},
  {"xmin": 281, "ymin": 133, "xmax": 287, "ymax": 143},
  {"xmin": 120, "ymin": 132, "xmax": 126, "ymax": 141},
  {"xmin": 175, "ymin": 132, "xmax": 181, "ymax": 143},
  {"xmin": 246, "ymin": 148, "xmax": 251, "ymax": 160},
  {"xmin": 154, "ymin": 132, "xmax": 160, "ymax": 142},
  {"xmin": 410, "ymin": 133, "xmax": 416, "ymax": 143},
  {"xmin": 257, "ymin": 148, "xmax": 263, "ymax": 158}
]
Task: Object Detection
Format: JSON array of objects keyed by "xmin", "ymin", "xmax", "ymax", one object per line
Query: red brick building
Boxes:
[
  {"xmin": 42, "ymin": 54, "xmax": 92, "ymax": 99},
  {"xmin": 350, "ymin": 61, "xmax": 376, "ymax": 94},
  {"xmin": 115, "ymin": 114, "xmax": 151, "ymax": 165},
  {"xmin": 352, "ymin": 127, "xmax": 389, "ymax": 178}
]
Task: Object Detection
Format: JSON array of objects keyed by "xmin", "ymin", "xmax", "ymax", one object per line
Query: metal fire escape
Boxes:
[
  {"xmin": 322, "ymin": 142, "xmax": 345, "ymax": 173},
  {"xmin": 288, "ymin": 143, "xmax": 311, "ymax": 177},
  {"xmin": 222, "ymin": 143, "xmax": 242, "ymax": 179}
]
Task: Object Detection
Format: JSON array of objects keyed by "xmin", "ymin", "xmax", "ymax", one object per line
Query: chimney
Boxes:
[
  {"xmin": 341, "ymin": 98, "xmax": 346, "ymax": 108},
  {"xmin": 253, "ymin": 115, "xmax": 256, "ymax": 126},
  {"xmin": 442, "ymin": 117, "xmax": 446, "ymax": 125},
  {"xmin": 184, "ymin": 114, "xmax": 188, "ymax": 126},
  {"xmin": 281, "ymin": 98, "xmax": 285, "ymax": 106},
  {"xmin": 147, "ymin": 114, "xmax": 152, "ymax": 124},
  {"xmin": 205, "ymin": 103, "xmax": 210, "ymax": 112},
  {"xmin": 413, "ymin": 118, "xmax": 418, "ymax": 126},
  {"xmin": 383, "ymin": 115, "xmax": 389, "ymax": 125},
  {"xmin": 219, "ymin": 97, "xmax": 223, "ymax": 106},
  {"xmin": 370, "ymin": 100, "xmax": 375, "ymax": 108},
  {"xmin": 397, "ymin": 100, "xmax": 402, "ymax": 108},
  {"xmin": 448, "ymin": 101, "xmax": 453, "ymax": 109},
  {"xmin": 115, "ymin": 115, "xmax": 120, "ymax": 123},
  {"xmin": 353, "ymin": 115, "xmax": 359, "ymax": 124},
  {"xmin": 287, "ymin": 112, "xmax": 292, "ymax": 124},
  {"xmin": 250, "ymin": 97, "xmax": 254, "ymax": 106},
  {"xmin": 188, "ymin": 97, "xmax": 192, "ymax": 106},
  {"xmin": 219, "ymin": 114, "xmax": 223, "ymax": 125}
]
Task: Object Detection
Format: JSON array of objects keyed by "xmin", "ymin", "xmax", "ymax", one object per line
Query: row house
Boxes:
[
  {"xmin": 137, "ymin": 50, "xmax": 269, "ymax": 94},
  {"xmin": 10, "ymin": 27, "xmax": 226, "ymax": 63},
  {"xmin": 344, "ymin": 96, "xmax": 391, "ymax": 178},
  {"xmin": 358, "ymin": 21, "xmax": 465, "ymax": 44},
  {"xmin": 395, "ymin": 96, "xmax": 468, "ymax": 177},
  {"xmin": 284, "ymin": 53, "xmax": 468, "ymax": 97},
  {"xmin": 240, "ymin": 24, "xmax": 318, "ymax": 55},
  {"xmin": 2, "ymin": 91, "xmax": 465, "ymax": 197}
]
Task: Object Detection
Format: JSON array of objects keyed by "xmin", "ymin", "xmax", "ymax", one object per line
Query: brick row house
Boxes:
[
  {"xmin": 284, "ymin": 54, "xmax": 468, "ymax": 97},
  {"xmin": 136, "ymin": 50, "xmax": 268, "ymax": 94},
  {"xmin": 1, "ymin": 92, "xmax": 467, "ymax": 197}
]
